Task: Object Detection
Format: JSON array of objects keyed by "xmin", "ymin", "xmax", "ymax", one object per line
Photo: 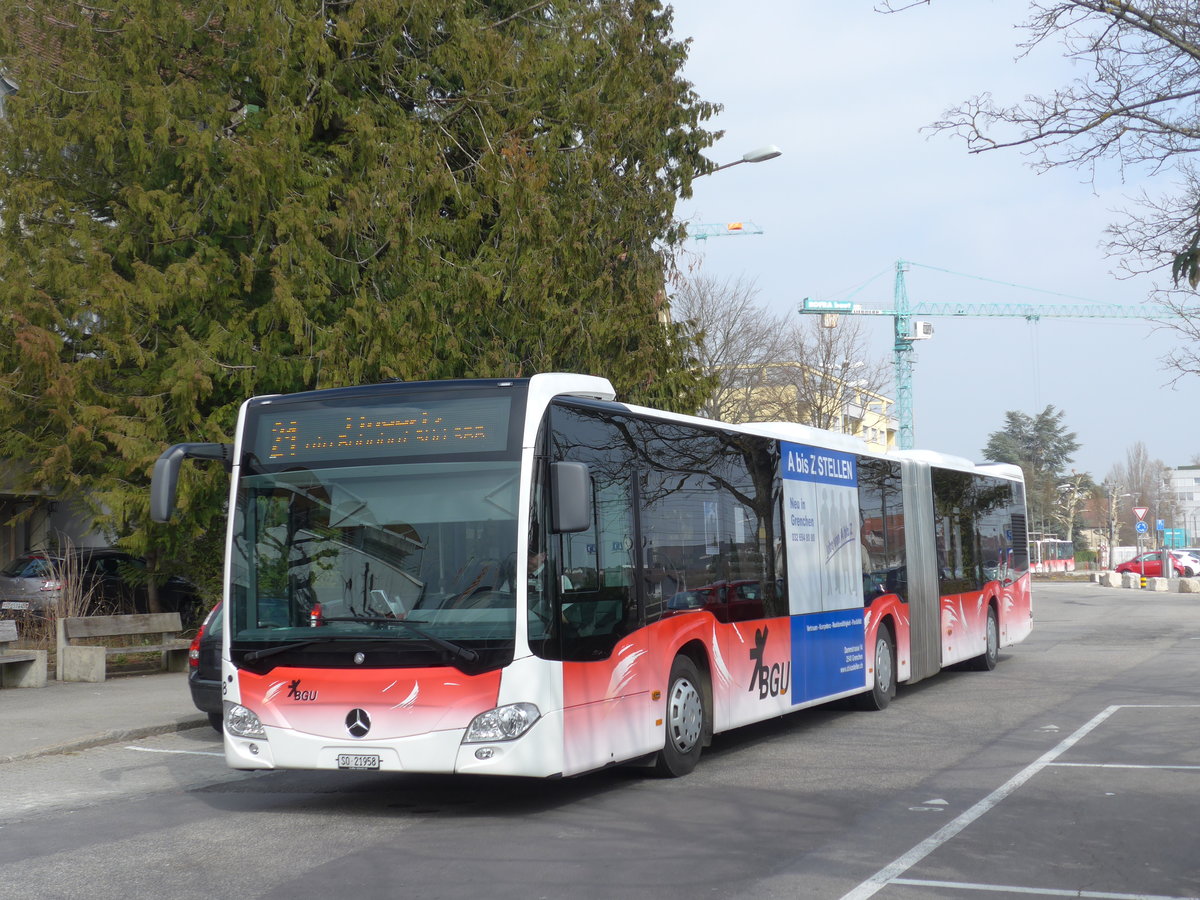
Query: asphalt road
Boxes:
[{"xmin": 1, "ymin": 581, "xmax": 1197, "ymax": 900}]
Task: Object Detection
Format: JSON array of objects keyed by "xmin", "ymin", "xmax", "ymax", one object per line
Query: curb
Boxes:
[{"xmin": 0, "ymin": 715, "xmax": 209, "ymax": 765}]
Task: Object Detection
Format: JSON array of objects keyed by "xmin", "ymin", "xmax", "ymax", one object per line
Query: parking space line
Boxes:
[
  {"xmin": 890, "ymin": 877, "xmax": 1198, "ymax": 899},
  {"xmin": 838, "ymin": 704, "xmax": 1200, "ymax": 900},
  {"xmin": 1048, "ymin": 762, "xmax": 1200, "ymax": 771}
]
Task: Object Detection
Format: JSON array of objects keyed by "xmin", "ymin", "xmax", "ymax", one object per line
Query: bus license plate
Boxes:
[{"xmin": 336, "ymin": 753, "xmax": 381, "ymax": 771}]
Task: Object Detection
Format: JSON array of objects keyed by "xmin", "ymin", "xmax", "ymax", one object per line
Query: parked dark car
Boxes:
[
  {"xmin": 0, "ymin": 549, "xmax": 202, "ymax": 624},
  {"xmin": 188, "ymin": 601, "xmax": 223, "ymax": 732}
]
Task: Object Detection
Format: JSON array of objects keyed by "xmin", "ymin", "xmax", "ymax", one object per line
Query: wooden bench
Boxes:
[
  {"xmin": 56, "ymin": 612, "xmax": 190, "ymax": 682},
  {"xmin": 0, "ymin": 619, "xmax": 48, "ymax": 688}
]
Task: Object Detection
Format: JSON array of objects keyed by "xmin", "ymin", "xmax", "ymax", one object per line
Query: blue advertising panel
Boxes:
[
  {"xmin": 780, "ymin": 442, "xmax": 867, "ymax": 703},
  {"xmin": 791, "ymin": 609, "xmax": 867, "ymax": 703}
]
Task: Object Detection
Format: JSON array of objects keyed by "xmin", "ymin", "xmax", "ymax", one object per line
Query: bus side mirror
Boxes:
[
  {"xmin": 151, "ymin": 443, "xmax": 233, "ymax": 523},
  {"xmin": 551, "ymin": 461, "xmax": 592, "ymax": 533}
]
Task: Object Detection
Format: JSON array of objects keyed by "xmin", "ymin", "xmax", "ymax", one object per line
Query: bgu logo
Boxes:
[
  {"xmin": 747, "ymin": 626, "xmax": 790, "ymax": 699},
  {"xmin": 286, "ymin": 679, "xmax": 318, "ymax": 702}
]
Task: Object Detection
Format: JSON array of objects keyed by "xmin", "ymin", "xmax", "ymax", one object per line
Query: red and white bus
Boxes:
[
  {"xmin": 151, "ymin": 374, "xmax": 1032, "ymax": 777},
  {"xmin": 1029, "ymin": 535, "xmax": 1075, "ymax": 574}
]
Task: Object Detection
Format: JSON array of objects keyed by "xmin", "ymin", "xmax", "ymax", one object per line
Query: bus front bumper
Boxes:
[{"xmin": 223, "ymin": 709, "xmax": 565, "ymax": 777}]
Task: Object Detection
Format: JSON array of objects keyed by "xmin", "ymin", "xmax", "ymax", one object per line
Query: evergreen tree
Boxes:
[
  {"xmin": 982, "ymin": 406, "xmax": 1081, "ymax": 536},
  {"xmin": 0, "ymin": 0, "xmax": 718, "ymax": 604}
]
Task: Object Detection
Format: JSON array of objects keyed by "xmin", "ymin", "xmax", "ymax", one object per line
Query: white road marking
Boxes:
[
  {"xmin": 891, "ymin": 878, "xmax": 1198, "ymax": 900},
  {"xmin": 1048, "ymin": 762, "xmax": 1200, "ymax": 771},
  {"xmin": 838, "ymin": 704, "xmax": 1200, "ymax": 900}
]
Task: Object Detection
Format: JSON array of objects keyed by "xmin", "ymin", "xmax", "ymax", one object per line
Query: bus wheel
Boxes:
[
  {"xmin": 970, "ymin": 606, "xmax": 999, "ymax": 671},
  {"xmin": 857, "ymin": 626, "xmax": 895, "ymax": 710},
  {"xmin": 656, "ymin": 655, "xmax": 705, "ymax": 777}
]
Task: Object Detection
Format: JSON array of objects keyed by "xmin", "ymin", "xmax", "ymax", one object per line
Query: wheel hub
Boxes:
[
  {"xmin": 667, "ymin": 677, "xmax": 703, "ymax": 752},
  {"xmin": 875, "ymin": 636, "xmax": 893, "ymax": 693}
]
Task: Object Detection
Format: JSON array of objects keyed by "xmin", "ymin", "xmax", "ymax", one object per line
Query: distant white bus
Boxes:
[{"xmin": 1029, "ymin": 535, "xmax": 1075, "ymax": 574}]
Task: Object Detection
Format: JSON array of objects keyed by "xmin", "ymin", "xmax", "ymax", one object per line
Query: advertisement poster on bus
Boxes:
[{"xmin": 781, "ymin": 442, "xmax": 867, "ymax": 703}]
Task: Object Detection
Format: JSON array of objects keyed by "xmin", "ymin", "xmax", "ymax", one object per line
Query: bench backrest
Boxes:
[
  {"xmin": 0, "ymin": 619, "xmax": 17, "ymax": 643},
  {"xmin": 61, "ymin": 612, "xmax": 183, "ymax": 640}
]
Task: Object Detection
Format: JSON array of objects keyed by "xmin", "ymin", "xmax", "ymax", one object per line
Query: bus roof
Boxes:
[{"xmin": 892, "ymin": 448, "xmax": 1024, "ymax": 481}]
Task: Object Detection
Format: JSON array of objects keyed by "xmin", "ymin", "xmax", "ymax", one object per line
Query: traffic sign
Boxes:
[
  {"xmin": 1133, "ymin": 506, "xmax": 1148, "ymax": 521},
  {"xmin": 1135, "ymin": 521, "xmax": 1148, "ymax": 534}
]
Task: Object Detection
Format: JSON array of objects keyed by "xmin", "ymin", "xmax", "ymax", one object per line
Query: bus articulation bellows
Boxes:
[{"xmin": 151, "ymin": 373, "xmax": 1032, "ymax": 778}]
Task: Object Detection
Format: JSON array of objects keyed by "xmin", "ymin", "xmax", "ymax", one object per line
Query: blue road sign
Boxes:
[{"xmin": 1135, "ymin": 521, "xmax": 1148, "ymax": 534}]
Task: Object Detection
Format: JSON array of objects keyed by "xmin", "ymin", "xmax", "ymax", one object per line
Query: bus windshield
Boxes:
[{"xmin": 229, "ymin": 460, "xmax": 520, "ymax": 671}]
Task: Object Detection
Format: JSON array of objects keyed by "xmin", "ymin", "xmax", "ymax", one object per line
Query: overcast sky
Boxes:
[{"xmin": 667, "ymin": 0, "xmax": 1195, "ymax": 480}]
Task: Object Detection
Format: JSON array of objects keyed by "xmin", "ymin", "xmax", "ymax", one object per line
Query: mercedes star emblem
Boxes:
[{"xmin": 345, "ymin": 708, "xmax": 371, "ymax": 738}]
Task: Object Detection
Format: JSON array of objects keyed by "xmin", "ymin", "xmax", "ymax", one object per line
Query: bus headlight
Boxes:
[
  {"xmin": 463, "ymin": 703, "xmax": 540, "ymax": 743},
  {"xmin": 224, "ymin": 701, "xmax": 267, "ymax": 739}
]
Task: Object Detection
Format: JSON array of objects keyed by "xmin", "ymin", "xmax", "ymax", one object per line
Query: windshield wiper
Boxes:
[
  {"xmin": 318, "ymin": 616, "xmax": 480, "ymax": 664},
  {"xmin": 241, "ymin": 636, "xmax": 353, "ymax": 662}
]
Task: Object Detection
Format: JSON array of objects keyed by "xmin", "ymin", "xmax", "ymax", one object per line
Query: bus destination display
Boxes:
[{"xmin": 254, "ymin": 396, "xmax": 512, "ymax": 465}]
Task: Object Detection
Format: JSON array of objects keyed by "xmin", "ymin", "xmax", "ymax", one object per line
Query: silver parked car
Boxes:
[{"xmin": 0, "ymin": 549, "xmax": 202, "ymax": 624}]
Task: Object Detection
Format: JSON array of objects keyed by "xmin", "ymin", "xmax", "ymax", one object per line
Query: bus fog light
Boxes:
[
  {"xmin": 463, "ymin": 703, "xmax": 540, "ymax": 743},
  {"xmin": 224, "ymin": 701, "xmax": 267, "ymax": 739}
]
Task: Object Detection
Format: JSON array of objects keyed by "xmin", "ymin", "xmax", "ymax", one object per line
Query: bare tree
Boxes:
[
  {"xmin": 1051, "ymin": 471, "xmax": 1093, "ymax": 544},
  {"xmin": 672, "ymin": 276, "xmax": 892, "ymax": 435},
  {"xmin": 1106, "ymin": 441, "xmax": 1176, "ymax": 544},
  {"xmin": 752, "ymin": 317, "xmax": 892, "ymax": 434},
  {"xmin": 670, "ymin": 273, "xmax": 791, "ymax": 421},
  {"xmin": 885, "ymin": 1, "xmax": 1200, "ymax": 379}
]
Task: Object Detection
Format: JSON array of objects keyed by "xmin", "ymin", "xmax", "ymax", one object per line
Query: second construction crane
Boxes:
[{"xmin": 800, "ymin": 260, "xmax": 1174, "ymax": 450}]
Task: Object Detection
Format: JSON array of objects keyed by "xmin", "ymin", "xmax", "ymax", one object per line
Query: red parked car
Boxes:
[{"xmin": 1114, "ymin": 551, "xmax": 1189, "ymax": 578}]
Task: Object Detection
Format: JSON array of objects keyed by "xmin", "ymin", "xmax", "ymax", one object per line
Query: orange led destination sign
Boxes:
[{"xmin": 253, "ymin": 396, "xmax": 512, "ymax": 465}]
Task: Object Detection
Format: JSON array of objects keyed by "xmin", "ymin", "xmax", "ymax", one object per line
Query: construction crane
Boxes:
[
  {"xmin": 689, "ymin": 221, "xmax": 764, "ymax": 240},
  {"xmin": 799, "ymin": 259, "xmax": 1177, "ymax": 450}
]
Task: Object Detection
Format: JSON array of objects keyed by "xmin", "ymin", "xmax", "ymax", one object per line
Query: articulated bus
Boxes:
[
  {"xmin": 1029, "ymin": 534, "xmax": 1075, "ymax": 574},
  {"xmin": 151, "ymin": 373, "xmax": 1032, "ymax": 778}
]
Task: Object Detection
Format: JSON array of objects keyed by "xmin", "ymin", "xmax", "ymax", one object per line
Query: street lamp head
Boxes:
[{"xmin": 741, "ymin": 144, "xmax": 782, "ymax": 164}]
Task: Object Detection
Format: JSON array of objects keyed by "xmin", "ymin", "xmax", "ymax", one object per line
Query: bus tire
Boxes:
[
  {"xmin": 969, "ymin": 605, "xmax": 999, "ymax": 671},
  {"xmin": 656, "ymin": 655, "xmax": 706, "ymax": 777},
  {"xmin": 857, "ymin": 625, "xmax": 895, "ymax": 711}
]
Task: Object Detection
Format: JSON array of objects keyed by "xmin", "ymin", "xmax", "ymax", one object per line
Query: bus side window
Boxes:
[
  {"xmin": 857, "ymin": 457, "xmax": 906, "ymax": 604},
  {"xmin": 541, "ymin": 403, "xmax": 638, "ymax": 661},
  {"xmin": 558, "ymin": 476, "xmax": 636, "ymax": 658}
]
